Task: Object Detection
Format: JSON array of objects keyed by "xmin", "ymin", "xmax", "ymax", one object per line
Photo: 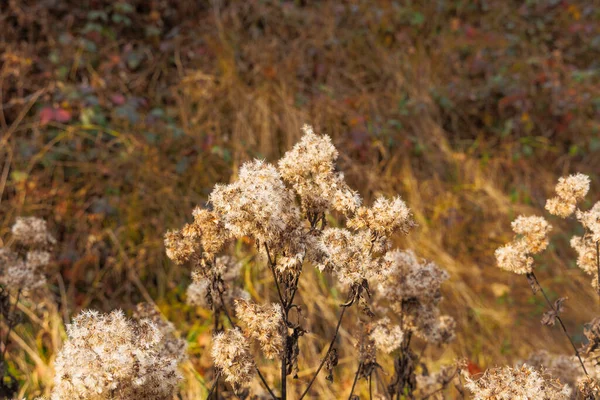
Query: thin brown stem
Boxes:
[
  {"xmin": 256, "ymin": 366, "xmax": 278, "ymax": 400},
  {"xmin": 529, "ymin": 272, "xmax": 588, "ymax": 376},
  {"xmin": 369, "ymin": 373, "xmax": 373, "ymax": 400},
  {"xmin": 348, "ymin": 362, "xmax": 363, "ymax": 400},
  {"xmin": 265, "ymin": 243, "xmax": 286, "ymax": 307},
  {"xmin": 1, "ymin": 288, "xmax": 21, "ymax": 361},
  {"xmin": 299, "ymin": 303, "xmax": 349, "ymax": 399},
  {"xmin": 206, "ymin": 371, "xmax": 221, "ymax": 399}
]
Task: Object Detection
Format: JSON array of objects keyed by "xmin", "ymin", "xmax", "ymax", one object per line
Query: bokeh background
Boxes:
[{"xmin": 1, "ymin": 0, "xmax": 599, "ymax": 398}]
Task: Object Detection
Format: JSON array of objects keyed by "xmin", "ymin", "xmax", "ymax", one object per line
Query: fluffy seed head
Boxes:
[
  {"xmin": 369, "ymin": 317, "xmax": 404, "ymax": 354},
  {"xmin": 278, "ymin": 124, "xmax": 361, "ymax": 215},
  {"xmin": 210, "ymin": 160, "xmax": 300, "ymax": 245},
  {"xmin": 11, "ymin": 217, "xmax": 56, "ymax": 248},
  {"xmin": 51, "ymin": 310, "xmax": 181, "ymax": 400},
  {"xmin": 464, "ymin": 364, "xmax": 572, "ymax": 400},
  {"xmin": 347, "ymin": 196, "xmax": 415, "ymax": 237},
  {"xmin": 546, "ymin": 173, "xmax": 590, "ymax": 218},
  {"xmin": 211, "ymin": 329, "xmax": 255, "ymax": 391},
  {"xmin": 234, "ymin": 299, "xmax": 285, "ymax": 359}
]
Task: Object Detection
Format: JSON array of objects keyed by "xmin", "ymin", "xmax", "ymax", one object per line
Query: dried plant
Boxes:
[
  {"xmin": 464, "ymin": 365, "xmax": 572, "ymax": 399},
  {"xmin": 50, "ymin": 309, "xmax": 182, "ymax": 400},
  {"xmin": 0, "ymin": 217, "xmax": 55, "ymax": 398},
  {"xmin": 165, "ymin": 124, "xmax": 457, "ymax": 399},
  {"xmin": 491, "ymin": 172, "xmax": 600, "ymax": 398}
]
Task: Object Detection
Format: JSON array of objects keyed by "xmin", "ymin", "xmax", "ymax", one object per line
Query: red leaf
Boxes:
[
  {"xmin": 39, "ymin": 107, "xmax": 54, "ymax": 125},
  {"xmin": 54, "ymin": 108, "xmax": 72, "ymax": 123}
]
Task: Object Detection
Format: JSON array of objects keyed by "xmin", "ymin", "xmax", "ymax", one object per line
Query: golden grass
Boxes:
[{"xmin": 0, "ymin": 0, "xmax": 599, "ymax": 398}]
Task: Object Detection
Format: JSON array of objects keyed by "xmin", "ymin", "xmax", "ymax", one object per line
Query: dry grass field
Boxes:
[{"xmin": 1, "ymin": 0, "xmax": 599, "ymax": 398}]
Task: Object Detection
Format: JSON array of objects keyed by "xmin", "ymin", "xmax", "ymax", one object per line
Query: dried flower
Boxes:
[
  {"xmin": 164, "ymin": 208, "xmax": 230, "ymax": 266},
  {"xmin": 576, "ymin": 202, "xmax": 600, "ymax": 243},
  {"xmin": 495, "ymin": 242, "xmax": 533, "ymax": 275},
  {"xmin": 377, "ymin": 250, "xmax": 449, "ymax": 308},
  {"xmin": 495, "ymin": 215, "xmax": 551, "ymax": 274},
  {"xmin": 186, "ymin": 256, "xmax": 248, "ymax": 309},
  {"xmin": 234, "ymin": 299, "xmax": 285, "ymax": 359},
  {"xmin": 51, "ymin": 310, "xmax": 181, "ymax": 400},
  {"xmin": 317, "ymin": 228, "xmax": 383, "ymax": 287},
  {"xmin": 369, "ymin": 317, "xmax": 404, "ymax": 354},
  {"xmin": 464, "ymin": 364, "xmax": 572, "ymax": 399},
  {"xmin": 211, "ymin": 329, "xmax": 255, "ymax": 391},
  {"xmin": 210, "ymin": 160, "xmax": 300, "ymax": 245},
  {"xmin": 278, "ymin": 124, "xmax": 361, "ymax": 215},
  {"xmin": 133, "ymin": 303, "xmax": 188, "ymax": 364},
  {"xmin": 546, "ymin": 173, "xmax": 590, "ymax": 218},
  {"xmin": 570, "ymin": 236, "xmax": 597, "ymax": 276},
  {"xmin": 11, "ymin": 217, "xmax": 56, "ymax": 248},
  {"xmin": 348, "ymin": 196, "xmax": 414, "ymax": 237},
  {"xmin": 0, "ymin": 218, "xmax": 55, "ymax": 293}
]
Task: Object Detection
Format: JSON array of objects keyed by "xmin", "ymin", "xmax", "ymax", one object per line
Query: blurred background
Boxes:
[{"xmin": 1, "ymin": 0, "xmax": 599, "ymax": 398}]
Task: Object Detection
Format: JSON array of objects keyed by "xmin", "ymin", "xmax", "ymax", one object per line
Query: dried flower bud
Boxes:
[
  {"xmin": 51, "ymin": 310, "xmax": 181, "ymax": 399},
  {"xmin": 546, "ymin": 173, "xmax": 590, "ymax": 218},
  {"xmin": 234, "ymin": 299, "xmax": 285, "ymax": 359},
  {"xmin": 464, "ymin": 365, "xmax": 572, "ymax": 399},
  {"xmin": 11, "ymin": 217, "xmax": 56, "ymax": 248},
  {"xmin": 210, "ymin": 160, "xmax": 300, "ymax": 245},
  {"xmin": 278, "ymin": 124, "xmax": 361, "ymax": 215},
  {"xmin": 348, "ymin": 196, "xmax": 415, "ymax": 237},
  {"xmin": 576, "ymin": 202, "xmax": 600, "ymax": 243},
  {"xmin": 211, "ymin": 329, "xmax": 255, "ymax": 391},
  {"xmin": 369, "ymin": 317, "xmax": 404, "ymax": 354},
  {"xmin": 495, "ymin": 242, "xmax": 533, "ymax": 275}
]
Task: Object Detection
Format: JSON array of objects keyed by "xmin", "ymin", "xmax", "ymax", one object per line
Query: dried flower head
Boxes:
[
  {"xmin": 546, "ymin": 173, "xmax": 590, "ymax": 218},
  {"xmin": 164, "ymin": 208, "xmax": 230, "ymax": 266},
  {"xmin": 186, "ymin": 256, "xmax": 248, "ymax": 309},
  {"xmin": 51, "ymin": 310, "xmax": 181, "ymax": 400},
  {"xmin": 570, "ymin": 236, "xmax": 597, "ymax": 276},
  {"xmin": 525, "ymin": 350, "xmax": 600, "ymax": 391},
  {"xmin": 494, "ymin": 242, "xmax": 533, "ymax": 275},
  {"xmin": 11, "ymin": 217, "xmax": 56, "ymax": 248},
  {"xmin": 347, "ymin": 196, "xmax": 415, "ymax": 237},
  {"xmin": 234, "ymin": 299, "xmax": 285, "ymax": 359},
  {"xmin": 278, "ymin": 124, "xmax": 361, "ymax": 215},
  {"xmin": 133, "ymin": 303, "xmax": 188, "ymax": 364},
  {"xmin": 464, "ymin": 364, "xmax": 572, "ymax": 400},
  {"xmin": 317, "ymin": 228, "xmax": 383, "ymax": 287},
  {"xmin": 210, "ymin": 160, "xmax": 300, "ymax": 245},
  {"xmin": 511, "ymin": 215, "xmax": 552, "ymax": 254},
  {"xmin": 377, "ymin": 250, "xmax": 449, "ymax": 308},
  {"xmin": 576, "ymin": 202, "xmax": 600, "ymax": 243},
  {"xmin": 495, "ymin": 215, "xmax": 552, "ymax": 274},
  {"xmin": 211, "ymin": 329, "xmax": 255, "ymax": 391},
  {"xmin": 0, "ymin": 218, "xmax": 55, "ymax": 293},
  {"xmin": 369, "ymin": 317, "xmax": 404, "ymax": 354}
]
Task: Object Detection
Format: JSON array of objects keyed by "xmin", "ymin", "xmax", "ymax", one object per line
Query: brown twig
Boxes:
[
  {"xmin": 299, "ymin": 296, "xmax": 352, "ymax": 399},
  {"xmin": 347, "ymin": 362, "xmax": 363, "ymax": 400},
  {"xmin": 528, "ymin": 272, "xmax": 588, "ymax": 376}
]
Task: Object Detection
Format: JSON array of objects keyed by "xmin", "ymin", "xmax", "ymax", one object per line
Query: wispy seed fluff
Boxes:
[
  {"xmin": 464, "ymin": 364, "xmax": 571, "ymax": 400},
  {"xmin": 546, "ymin": 173, "xmax": 590, "ymax": 218},
  {"xmin": 347, "ymin": 195, "xmax": 415, "ymax": 237},
  {"xmin": 210, "ymin": 160, "xmax": 300, "ymax": 245},
  {"xmin": 51, "ymin": 310, "xmax": 181, "ymax": 400},
  {"xmin": 234, "ymin": 299, "xmax": 285, "ymax": 359},
  {"xmin": 186, "ymin": 256, "xmax": 248, "ymax": 309},
  {"xmin": 0, "ymin": 217, "xmax": 55, "ymax": 293},
  {"xmin": 11, "ymin": 216, "xmax": 56, "ymax": 248},
  {"xmin": 278, "ymin": 124, "xmax": 361, "ymax": 215},
  {"xmin": 133, "ymin": 303, "xmax": 188, "ymax": 364},
  {"xmin": 495, "ymin": 215, "xmax": 552, "ymax": 274},
  {"xmin": 317, "ymin": 228, "xmax": 383, "ymax": 287},
  {"xmin": 369, "ymin": 317, "xmax": 404, "ymax": 354},
  {"xmin": 164, "ymin": 208, "xmax": 230, "ymax": 266},
  {"xmin": 211, "ymin": 329, "xmax": 255, "ymax": 391},
  {"xmin": 576, "ymin": 201, "xmax": 600, "ymax": 243}
]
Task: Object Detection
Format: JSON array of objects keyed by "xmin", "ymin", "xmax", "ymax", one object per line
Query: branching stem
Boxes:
[{"xmin": 528, "ymin": 272, "xmax": 588, "ymax": 376}]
